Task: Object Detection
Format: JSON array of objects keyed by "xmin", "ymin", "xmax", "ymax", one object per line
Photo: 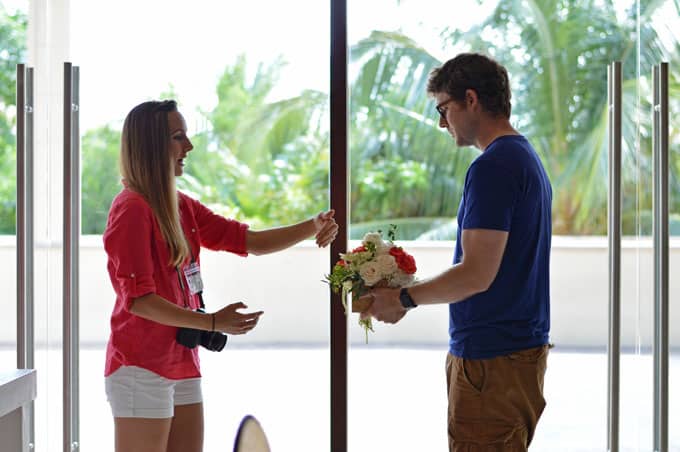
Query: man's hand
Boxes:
[
  {"xmin": 313, "ymin": 210, "xmax": 339, "ymax": 247},
  {"xmin": 361, "ymin": 309, "xmax": 406, "ymax": 324},
  {"xmin": 359, "ymin": 287, "xmax": 408, "ymax": 324}
]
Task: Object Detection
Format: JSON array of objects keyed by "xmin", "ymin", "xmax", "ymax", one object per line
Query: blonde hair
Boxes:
[{"xmin": 120, "ymin": 100, "xmax": 189, "ymax": 267}]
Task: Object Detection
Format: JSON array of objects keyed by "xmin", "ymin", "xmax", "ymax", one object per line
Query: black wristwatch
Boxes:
[{"xmin": 399, "ymin": 288, "xmax": 417, "ymax": 309}]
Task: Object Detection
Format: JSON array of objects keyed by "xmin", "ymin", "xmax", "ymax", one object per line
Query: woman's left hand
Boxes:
[{"xmin": 313, "ymin": 210, "xmax": 339, "ymax": 247}]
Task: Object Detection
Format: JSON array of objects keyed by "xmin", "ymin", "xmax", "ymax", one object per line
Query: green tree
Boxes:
[
  {"xmin": 349, "ymin": 31, "xmax": 475, "ymax": 239},
  {"xmin": 81, "ymin": 125, "xmax": 121, "ymax": 234},
  {"xmin": 348, "ymin": 0, "xmax": 680, "ymax": 236},
  {"xmin": 80, "ymin": 56, "xmax": 330, "ymax": 233},
  {"xmin": 447, "ymin": 0, "xmax": 679, "ymax": 235},
  {"xmin": 0, "ymin": 5, "xmax": 27, "ymax": 234},
  {"xmin": 179, "ymin": 55, "xmax": 330, "ymax": 229}
]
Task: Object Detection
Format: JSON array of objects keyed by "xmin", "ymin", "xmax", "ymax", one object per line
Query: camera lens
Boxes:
[
  {"xmin": 176, "ymin": 327, "xmax": 202, "ymax": 348},
  {"xmin": 176, "ymin": 308, "xmax": 227, "ymax": 352},
  {"xmin": 201, "ymin": 331, "xmax": 227, "ymax": 352}
]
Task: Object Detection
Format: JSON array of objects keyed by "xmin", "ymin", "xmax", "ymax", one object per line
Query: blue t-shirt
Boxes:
[{"xmin": 449, "ymin": 135, "xmax": 552, "ymax": 359}]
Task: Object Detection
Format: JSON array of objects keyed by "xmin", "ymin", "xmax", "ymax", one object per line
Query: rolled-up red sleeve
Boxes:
[
  {"xmin": 182, "ymin": 194, "xmax": 249, "ymax": 256},
  {"xmin": 103, "ymin": 198, "xmax": 156, "ymax": 310}
]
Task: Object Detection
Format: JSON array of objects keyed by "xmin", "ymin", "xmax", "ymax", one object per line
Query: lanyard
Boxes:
[{"xmin": 176, "ymin": 255, "xmax": 205, "ymax": 309}]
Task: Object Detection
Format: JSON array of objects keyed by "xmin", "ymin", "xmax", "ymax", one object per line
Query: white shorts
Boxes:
[{"xmin": 105, "ymin": 366, "xmax": 202, "ymax": 418}]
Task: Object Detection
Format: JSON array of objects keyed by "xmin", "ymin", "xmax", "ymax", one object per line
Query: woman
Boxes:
[{"xmin": 103, "ymin": 100, "xmax": 338, "ymax": 452}]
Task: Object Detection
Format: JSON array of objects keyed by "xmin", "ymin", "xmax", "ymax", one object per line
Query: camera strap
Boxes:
[{"xmin": 175, "ymin": 266, "xmax": 191, "ymax": 308}]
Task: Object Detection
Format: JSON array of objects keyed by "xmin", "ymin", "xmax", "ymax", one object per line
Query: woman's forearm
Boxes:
[
  {"xmin": 246, "ymin": 218, "xmax": 316, "ymax": 255},
  {"xmin": 130, "ymin": 293, "xmax": 212, "ymax": 330}
]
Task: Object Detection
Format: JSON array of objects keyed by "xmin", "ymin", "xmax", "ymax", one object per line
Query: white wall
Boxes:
[{"xmin": 2, "ymin": 236, "xmax": 679, "ymax": 348}]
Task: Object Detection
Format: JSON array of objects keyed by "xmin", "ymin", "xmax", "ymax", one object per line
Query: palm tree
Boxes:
[
  {"xmin": 349, "ymin": 31, "xmax": 475, "ymax": 239},
  {"xmin": 79, "ymin": 55, "xmax": 331, "ymax": 233},
  {"xmin": 349, "ymin": 0, "xmax": 680, "ymax": 235},
  {"xmin": 179, "ymin": 55, "xmax": 330, "ymax": 229},
  {"xmin": 452, "ymin": 0, "xmax": 680, "ymax": 235}
]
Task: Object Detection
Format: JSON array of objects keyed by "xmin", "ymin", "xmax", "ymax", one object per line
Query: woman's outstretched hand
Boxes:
[
  {"xmin": 212, "ymin": 302, "xmax": 263, "ymax": 335},
  {"xmin": 313, "ymin": 209, "xmax": 339, "ymax": 247}
]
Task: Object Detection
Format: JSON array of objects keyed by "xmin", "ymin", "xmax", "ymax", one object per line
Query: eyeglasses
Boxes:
[{"xmin": 435, "ymin": 98, "xmax": 455, "ymax": 118}]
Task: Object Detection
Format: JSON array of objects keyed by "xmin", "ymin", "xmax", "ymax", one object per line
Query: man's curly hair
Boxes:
[{"xmin": 427, "ymin": 53, "xmax": 512, "ymax": 118}]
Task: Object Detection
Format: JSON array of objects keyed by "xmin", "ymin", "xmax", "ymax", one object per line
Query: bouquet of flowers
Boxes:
[{"xmin": 325, "ymin": 225, "xmax": 417, "ymax": 342}]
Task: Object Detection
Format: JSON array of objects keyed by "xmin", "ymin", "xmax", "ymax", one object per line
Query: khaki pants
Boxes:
[{"xmin": 446, "ymin": 345, "xmax": 549, "ymax": 451}]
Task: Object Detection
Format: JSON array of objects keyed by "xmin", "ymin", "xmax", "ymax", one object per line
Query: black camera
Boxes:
[{"xmin": 176, "ymin": 308, "xmax": 228, "ymax": 352}]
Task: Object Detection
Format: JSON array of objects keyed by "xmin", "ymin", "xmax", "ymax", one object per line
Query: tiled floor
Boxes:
[{"xmin": 5, "ymin": 347, "xmax": 680, "ymax": 451}]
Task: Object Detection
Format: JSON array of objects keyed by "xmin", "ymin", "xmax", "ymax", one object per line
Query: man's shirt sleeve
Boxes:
[{"xmin": 462, "ymin": 160, "xmax": 520, "ymax": 232}]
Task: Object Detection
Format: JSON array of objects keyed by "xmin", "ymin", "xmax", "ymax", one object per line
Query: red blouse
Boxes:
[{"xmin": 103, "ymin": 189, "xmax": 249, "ymax": 379}]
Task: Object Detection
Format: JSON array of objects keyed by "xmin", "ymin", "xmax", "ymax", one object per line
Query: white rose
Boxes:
[
  {"xmin": 375, "ymin": 254, "xmax": 398, "ymax": 278},
  {"xmin": 375, "ymin": 242, "xmax": 391, "ymax": 255},
  {"xmin": 362, "ymin": 232, "xmax": 389, "ymax": 254},
  {"xmin": 388, "ymin": 271, "xmax": 415, "ymax": 288},
  {"xmin": 359, "ymin": 261, "xmax": 382, "ymax": 286},
  {"xmin": 362, "ymin": 232, "xmax": 383, "ymax": 245}
]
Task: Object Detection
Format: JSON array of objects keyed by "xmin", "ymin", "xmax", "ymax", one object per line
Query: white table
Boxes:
[{"xmin": 0, "ymin": 369, "xmax": 37, "ymax": 452}]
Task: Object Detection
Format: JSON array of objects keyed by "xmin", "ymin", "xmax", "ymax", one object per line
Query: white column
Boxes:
[{"xmin": 26, "ymin": 1, "xmax": 70, "ymax": 450}]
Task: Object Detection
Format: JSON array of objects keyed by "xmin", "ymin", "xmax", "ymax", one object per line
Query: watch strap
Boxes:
[{"xmin": 399, "ymin": 287, "xmax": 417, "ymax": 309}]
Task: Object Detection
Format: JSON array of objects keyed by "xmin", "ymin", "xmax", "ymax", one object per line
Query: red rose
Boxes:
[
  {"xmin": 389, "ymin": 247, "xmax": 417, "ymax": 274},
  {"xmin": 389, "ymin": 246, "xmax": 405, "ymax": 258},
  {"xmin": 336, "ymin": 260, "xmax": 347, "ymax": 267},
  {"xmin": 352, "ymin": 245, "xmax": 367, "ymax": 253}
]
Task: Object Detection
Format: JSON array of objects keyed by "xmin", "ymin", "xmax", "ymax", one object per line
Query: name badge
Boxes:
[{"xmin": 183, "ymin": 262, "xmax": 204, "ymax": 295}]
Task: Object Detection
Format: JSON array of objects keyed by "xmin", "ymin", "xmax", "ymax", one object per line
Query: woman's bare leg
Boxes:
[
  {"xmin": 166, "ymin": 403, "xmax": 204, "ymax": 452},
  {"xmin": 115, "ymin": 417, "xmax": 172, "ymax": 452}
]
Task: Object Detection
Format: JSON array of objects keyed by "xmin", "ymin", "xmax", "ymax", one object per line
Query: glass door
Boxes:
[
  {"xmin": 6, "ymin": 0, "xmax": 331, "ymax": 450},
  {"xmin": 345, "ymin": 1, "xmax": 654, "ymax": 450},
  {"xmin": 642, "ymin": 2, "xmax": 680, "ymax": 450},
  {"xmin": 617, "ymin": 1, "xmax": 679, "ymax": 450},
  {"xmin": 347, "ymin": 2, "xmax": 466, "ymax": 450},
  {"xmin": 0, "ymin": 0, "xmax": 28, "ymax": 433},
  {"xmin": 70, "ymin": 1, "xmax": 331, "ymax": 450},
  {"xmin": 4, "ymin": 0, "xmax": 68, "ymax": 449},
  {"xmin": 4, "ymin": 0, "xmax": 73, "ymax": 449},
  {"xmin": 0, "ymin": 0, "xmax": 27, "ymax": 356}
]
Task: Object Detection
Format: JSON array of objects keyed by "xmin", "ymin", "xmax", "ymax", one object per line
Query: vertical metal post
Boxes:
[
  {"xmin": 26, "ymin": 67, "xmax": 35, "ymax": 378},
  {"xmin": 63, "ymin": 61, "xmax": 72, "ymax": 452},
  {"xmin": 607, "ymin": 61, "xmax": 622, "ymax": 452},
  {"xmin": 63, "ymin": 62, "xmax": 80, "ymax": 452},
  {"xmin": 330, "ymin": 0, "xmax": 348, "ymax": 450},
  {"xmin": 652, "ymin": 61, "xmax": 669, "ymax": 452},
  {"xmin": 25, "ymin": 65, "xmax": 35, "ymax": 452},
  {"xmin": 16, "ymin": 62, "xmax": 35, "ymax": 452},
  {"xmin": 71, "ymin": 65, "xmax": 81, "ymax": 452},
  {"xmin": 16, "ymin": 64, "xmax": 26, "ymax": 371}
]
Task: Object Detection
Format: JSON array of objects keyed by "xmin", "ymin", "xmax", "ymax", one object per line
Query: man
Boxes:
[{"xmin": 363, "ymin": 53, "xmax": 552, "ymax": 451}]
